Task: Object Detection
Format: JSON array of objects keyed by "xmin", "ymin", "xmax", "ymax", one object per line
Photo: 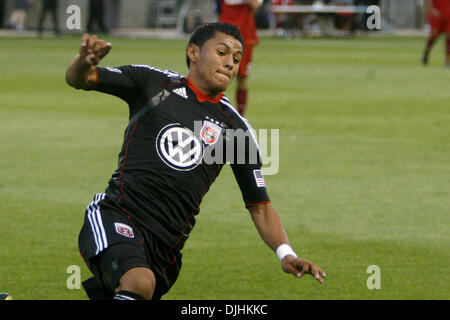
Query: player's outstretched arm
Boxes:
[
  {"xmin": 65, "ymin": 34, "xmax": 111, "ymax": 90},
  {"xmin": 248, "ymin": 202, "xmax": 326, "ymax": 283}
]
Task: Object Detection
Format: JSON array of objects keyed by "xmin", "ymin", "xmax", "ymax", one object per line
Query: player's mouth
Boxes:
[{"xmin": 216, "ymin": 70, "xmax": 232, "ymax": 80}]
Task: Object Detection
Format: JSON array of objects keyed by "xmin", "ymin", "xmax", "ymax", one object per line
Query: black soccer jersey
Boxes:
[{"xmin": 90, "ymin": 64, "xmax": 270, "ymax": 250}]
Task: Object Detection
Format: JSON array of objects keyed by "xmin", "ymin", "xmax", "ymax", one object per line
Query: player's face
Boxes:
[{"xmin": 190, "ymin": 32, "xmax": 243, "ymax": 96}]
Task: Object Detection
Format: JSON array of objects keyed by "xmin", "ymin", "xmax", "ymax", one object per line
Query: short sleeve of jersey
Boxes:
[
  {"xmin": 94, "ymin": 65, "xmax": 166, "ymax": 110},
  {"xmin": 230, "ymin": 117, "xmax": 270, "ymax": 208}
]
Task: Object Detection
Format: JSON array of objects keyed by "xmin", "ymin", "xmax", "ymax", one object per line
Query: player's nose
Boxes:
[{"xmin": 223, "ymin": 54, "xmax": 234, "ymax": 70}]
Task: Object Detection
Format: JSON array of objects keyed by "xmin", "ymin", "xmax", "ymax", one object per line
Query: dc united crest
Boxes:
[
  {"xmin": 200, "ymin": 120, "xmax": 222, "ymax": 146},
  {"xmin": 114, "ymin": 223, "xmax": 134, "ymax": 238},
  {"xmin": 156, "ymin": 123, "xmax": 203, "ymax": 171}
]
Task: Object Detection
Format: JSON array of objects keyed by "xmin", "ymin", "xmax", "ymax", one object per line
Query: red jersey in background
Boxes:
[
  {"xmin": 219, "ymin": 0, "xmax": 259, "ymax": 46},
  {"xmin": 429, "ymin": 0, "xmax": 450, "ymax": 33},
  {"xmin": 432, "ymin": 0, "xmax": 450, "ymax": 17}
]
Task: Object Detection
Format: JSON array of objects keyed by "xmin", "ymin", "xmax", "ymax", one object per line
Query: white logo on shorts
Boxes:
[{"xmin": 114, "ymin": 223, "xmax": 134, "ymax": 239}]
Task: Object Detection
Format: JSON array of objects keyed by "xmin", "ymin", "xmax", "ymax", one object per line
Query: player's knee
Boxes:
[{"xmin": 116, "ymin": 267, "xmax": 156, "ymax": 300}]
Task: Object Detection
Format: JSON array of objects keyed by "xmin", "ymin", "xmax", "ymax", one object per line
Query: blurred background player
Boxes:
[
  {"xmin": 422, "ymin": 0, "xmax": 450, "ymax": 66},
  {"xmin": 37, "ymin": 0, "xmax": 60, "ymax": 37},
  {"xmin": 183, "ymin": 0, "xmax": 216, "ymax": 33},
  {"xmin": 218, "ymin": 0, "xmax": 263, "ymax": 116},
  {"xmin": 272, "ymin": 0, "xmax": 295, "ymax": 37},
  {"xmin": 87, "ymin": 0, "xmax": 109, "ymax": 34},
  {"xmin": 0, "ymin": 0, "xmax": 6, "ymax": 28},
  {"xmin": 8, "ymin": 0, "xmax": 33, "ymax": 33}
]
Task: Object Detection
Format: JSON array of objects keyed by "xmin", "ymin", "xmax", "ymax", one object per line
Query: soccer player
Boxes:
[
  {"xmin": 422, "ymin": 0, "xmax": 450, "ymax": 66},
  {"xmin": 66, "ymin": 22, "xmax": 325, "ymax": 300},
  {"xmin": 37, "ymin": 0, "xmax": 60, "ymax": 37},
  {"xmin": 87, "ymin": 0, "xmax": 108, "ymax": 34},
  {"xmin": 218, "ymin": 0, "xmax": 263, "ymax": 115}
]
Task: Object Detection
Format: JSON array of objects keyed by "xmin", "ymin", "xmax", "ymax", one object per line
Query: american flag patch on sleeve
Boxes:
[{"xmin": 253, "ymin": 169, "xmax": 266, "ymax": 187}]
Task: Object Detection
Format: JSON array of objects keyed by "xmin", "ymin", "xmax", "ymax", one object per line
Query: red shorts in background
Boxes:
[
  {"xmin": 428, "ymin": 0, "xmax": 450, "ymax": 34},
  {"xmin": 429, "ymin": 12, "xmax": 450, "ymax": 33}
]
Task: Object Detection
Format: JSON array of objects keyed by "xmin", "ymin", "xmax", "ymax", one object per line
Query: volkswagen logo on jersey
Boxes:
[{"xmin": 156, "ymin": 123, "xmax": 204, "ymax": 171}]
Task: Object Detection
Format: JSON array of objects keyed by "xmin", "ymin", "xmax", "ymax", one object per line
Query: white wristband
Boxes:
[{"xmin": 276, "ymin": 244, "xmax": 297, "ymax": 261}]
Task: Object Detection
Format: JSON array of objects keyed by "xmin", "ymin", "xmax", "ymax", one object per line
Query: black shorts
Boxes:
[{"xmin": 78, "ymin": 193, "xmax": 182, "ymax": 300}]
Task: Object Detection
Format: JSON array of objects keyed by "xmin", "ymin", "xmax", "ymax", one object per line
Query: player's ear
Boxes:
[{"xmin": 187, "ymin": 43, "xmax": 200, "ymax": 65}]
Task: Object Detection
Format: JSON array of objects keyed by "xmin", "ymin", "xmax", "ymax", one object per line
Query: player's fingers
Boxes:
[
  {"xmin": 85, "ymin": 53, "xmax": 100, "ymax": 66},
  {"xmin": 298, "ymin": 261, "xmax": 310, "ymax": 274},
  {"xmin": 311, "ymin": 266, "xmax": 326, "ymax": 283},
  {"xmin": 97, "ymin": 42, "xmax": 112, "ymax": 60},
  {"xmin": 88, "ymin": 34, "xmax": 97, "ymax": 53},
  {"xmin": 285, "ymin": 259, "xmax": 303, "ymax": 278},
  {"xmin": 282, "ymin": 259, "xmax": 301, "ymax": 278},
  {"xmin": 312, "ymin": 270, "xmax": 323, "ymax": 283},
  {"xmin": 292, "ymin": 263, "xmax": 307, "ymax": 279},
  {"xmin": 80, "ymin": 33, "xmax": 90, "ymax": 57},
  {"xmin": 82, "ymin": 33, "xmax": 90, "ymax": 45},
  {"xmin": 94, "ymin": 39, "xmax": 106, "ymax": 54}
]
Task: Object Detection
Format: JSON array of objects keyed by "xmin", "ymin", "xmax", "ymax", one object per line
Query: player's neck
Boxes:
[{"xmin": 186, "ymin": 75, "xmax": 224, "ymax": 103}]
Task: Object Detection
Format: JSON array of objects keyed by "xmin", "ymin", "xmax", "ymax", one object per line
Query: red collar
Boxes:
[{"xmin": 186, "ymin": 77, "xmax": 224, "ymax": 104}]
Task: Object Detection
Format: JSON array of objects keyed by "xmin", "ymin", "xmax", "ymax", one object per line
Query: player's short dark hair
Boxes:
[{"xmin": 186, "ymin": 22, "xmax": 244, "ymax": 68}]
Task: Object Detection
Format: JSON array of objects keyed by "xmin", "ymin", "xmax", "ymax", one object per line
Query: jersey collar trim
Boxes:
[{"xmin": 185, "ymin": 77, "xmax": 224, "ymax": 104}]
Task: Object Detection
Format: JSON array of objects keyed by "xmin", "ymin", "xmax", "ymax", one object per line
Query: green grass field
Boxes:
[{"xmin": 0, "ymin": 34, "xmax": 449, "ymax": 300}]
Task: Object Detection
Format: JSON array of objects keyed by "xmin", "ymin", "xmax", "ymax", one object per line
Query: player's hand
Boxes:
[
  {"xmin": 79, "ymin": 34, "xmax": 111, "ymax": 66},
  {"xmin": 281, "ymin": 255, "xmax": 326, "ymax": 284}
]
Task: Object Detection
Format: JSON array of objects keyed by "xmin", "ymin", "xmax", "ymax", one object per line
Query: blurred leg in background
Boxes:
[
  {"xmin": 9, "ymin": 0, "xmax": 30, "ymax": 33},
  {"xmin": 87, "ymin": 0, "xmax": 108, "ymax": 34},
  {"xmin": 0, "ymin": 0, "xmax": 5, "ymax": 28},
  {"xmin": 37, "ymin": 0, "xmax": 60, "ymax": 37}
]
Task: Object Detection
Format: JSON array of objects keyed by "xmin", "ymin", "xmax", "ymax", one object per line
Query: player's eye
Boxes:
[
  {"xmin": 217, "ymin": 50, "xmax": 225, "ymax": 56},
  {"xmin": 234, "ymin": 58, "xmax": 241, "ymax": 64}
]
